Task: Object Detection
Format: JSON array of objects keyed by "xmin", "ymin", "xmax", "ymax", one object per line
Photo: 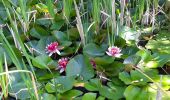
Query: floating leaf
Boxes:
[
  {"xmin": 41, "ymin": 93, "xmax": 56, "ymax": 100},
  {"xmin": 107, "ymin": 82, "xmax": 126, "ymax": 100},
  {"xmin": 8, "ymin": 73, "xmax": 33, "ymax": 99},
  {"xmin": 82, "ymin": 93, "xmax": 97, "ymax": 100},
  {"xmin": 66, "ymin": 55, "xmax": 94, "ymax": 80},
  {"xmin": 52, "ymin": 31, "xmax": 68, "ymax": 41},
  {"xmin": 94, "ymin": 56, "xmax": 115, "ymax": 65},
  {"xmin": 146, "ymin": 40, "xmax": 170, "ymax": 54},
  {"xmin": 103, "ymin": 61, "xmax": 124, "ymax": 77},
  {"xmin": 67, "ymin": 28, "xmax": 79, "ymax": 41},
  {"xmin": 83, "ymin": 43, "xmax": 105, "ymax": 57},
  {"xmin": 54, "ymin": 76, "xmax": 75, "ymax": 93},
  {"xmin": 119, "ymin": 26, "xmax": 140, "ymax": 41},
  {"xmin": 32, "ymin": 55, "xmax": 55, "ymax": 69},
  {"xmin": 123, "ymin": 55, "xmax": 141, "ymax": 65},
  {"xmin": 136, "ymin": 49, "xmax": 152, "ymax": 62},
  {"xmin": 30, "ymin": 26, "xmax": 49, "ymax": 39},
  {"xmin": 59, "ymin": 90, "xmax": 83, "ymax": 99},
  {"xmin": 124, "ymin": 85, "xmax": 141, "ymax": 100},
  {"xmin": 45, "ymin": 82, "xmax": 55, "ymax": 93},
  {"xmin": 96, "ymin": 96, "xmax": 105, "ymax": 100},
  {"xmin": 119, "ymin": 71, "xmax": 132, "ymax": 85},
  {"xmin": 152, "ymin": 53, "xmax": 170, "ymax": 67}
]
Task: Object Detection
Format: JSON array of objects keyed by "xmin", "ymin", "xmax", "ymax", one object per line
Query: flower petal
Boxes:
[
  {"xmin": 48, "ymin": 52, "xmax": 53, "ymax": 56},
  {"xmin": 59, "ymin": 68, "xmax": 65, "ymax": 73},
  {"xmin": 108, "ymin": 46, "xmax": 113, "ymax": 52},
  {"xmin": 56, "ymin": 49, "xmax": 61, "ymax": 55},
  {"xmin": 114, "ymin": 54, "xmax": 122, "ymax": 58},
  {"xmin": 106, "ymin": 51, "xmax": 113, "ymax": 56}
]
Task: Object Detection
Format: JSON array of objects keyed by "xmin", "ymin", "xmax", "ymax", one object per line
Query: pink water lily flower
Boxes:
[
  {"xmin": 106, "ymin": 46, "xmax": 122, "ymax": 58},
  {"xmin": 57, "ymin": 58, "xmax": 69, "ymax": 73},
  {"xmin": 46, "ymin": 42, "xmax": 62, "ymax": 56}
]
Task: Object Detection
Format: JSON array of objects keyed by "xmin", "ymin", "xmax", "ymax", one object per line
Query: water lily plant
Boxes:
[
  {"xmin": 57, "ymin": 57, "xmax": 69, "ymax": 73},
  {"xmin": 46, "ymin": 42, "xmax": 62, "ymax": 56},
  {"xmin": 106, "ymin": 46, "xmax": 122, "ymax": 58}
]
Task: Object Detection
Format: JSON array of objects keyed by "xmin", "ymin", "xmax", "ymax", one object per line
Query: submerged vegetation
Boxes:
[{"xmin": 0, "ymin": 0, "xmax": 170, "ymax": 99}]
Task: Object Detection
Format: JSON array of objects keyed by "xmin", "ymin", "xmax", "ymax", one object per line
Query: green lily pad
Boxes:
[
  {"xmin": 82, "ymin": 93, "xmax": 97, "ymax": 100},
  {"xmin": 123, "ymin": 55, "xmax": 141, "ymax": 66},
  {"xmin": 99, "ymin": 85, "xmax": 114, "ymax": 99},
  {"xmin": 119, "ymin": 26, "xmax": 140, "ymax": 42},
  {"xmin": 94, "ymin": 56, "xmax": 115, "ymax": 65},
  {"xmin": 32, "ymin": 55, "xmax": 55, "ymax": 69},
  {"xmin": 119, "ymin": 71, "xmax": 132, "ymax": 85},
  {"xmin": 124, "ymin": 84, "xmax": 170, "ymax": 100},
  {"xmin": 96, "ymin": 96, "xmax": 105, "ymax": 100},
  {"xmin": 146, "ymin": 30, "xmax": 170, "ymax": 54},
  {"xmin": 8, "ymin": 73, "xmax": 34, "ymax": 99},
  {"xmin": 103, "ymin": 61, "xmax": 125, "ymax": 77},
  {"xmin": 84, "ymin": 82, "xmax": 99, "ymax": 91},
  {"xmin": 152, "ymin": 53, "xmax": 170, "ymax": 67},
  {"xmin": 67, "ymin": 28, "xmax": 80, "ymax": 41},
  {"xmin": 36, "ymin": 18, "xmax": 51, "ymax": 27},
  {"xmin": 107, "ymin": 82, "xmax": 126, "ymax": 100},
  {"xmin": 58, "ymin": 90, "xmax": 83, "ymax": 99},
  {"xmin": 53, "ymin": 76, "xmax": 75, "ymax": 93},
  {"xmin": 30, "ymin": 26, "xmax": 49, "ymax": 39},
  {"xmin": 119, "ymin": 69, "xmax": 158, "ymax": 86},
  {"xmin": 41, "ymin": 93, "xmax": 56, "ymax": 100},
  {"xmin": 124, "ymin": 85, "xmax": 141, "ymax": 100},
  {"xmin": 45, "ymin": 82, "xmax": 56, "ymax": 93},
  {"xmin": 52, "ymin": 31, "xmax": 68, "ymax": 41},
  {"xmin": 146, "ymin": 40, "xmax": 170, "ymax": 54},
  {"xmin": 83, "ymin": 43, "xmax": 105, "ymax": 57},
  {"xmin": 136, "ymin": 49, "xmax": 152, "ymax": 62},
  {"xmin": 66, "ymin": 55, "xmax": 94, "ymax": 81}
]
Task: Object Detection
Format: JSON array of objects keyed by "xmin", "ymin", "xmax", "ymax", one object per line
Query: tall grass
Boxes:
[
  {"xmin": 18, "ymin": 0, "xmax": 29, "ymax": 35},
  {"xmin": 73, "ymin": 0, "xmax": 85, "ymax": 46},
  {"xmin": 46, "ymin": 0, "xmax": 55, "ymax": 20},
  {"xmin": 120, "ymin": 0, "xmax": 125, "ymax": 26},
  {"xmin": 2, "ymin": 0, "xmax": 36, "ymax": 77},
  {"xmin": 0, "ymin": 25, "xmax": 38, "ymax": 99},
  {"xmin": 63, "ymin": 0, "xmax": 73, "ymax": 23},
  {"xmin": 0, "ymin": 0, "xmax": 38, "ymax": 99},
  {"xmin": 0, "ymin": 54, "xmax": 8, "ymax": 99},
  {"xmin": 92, "ymin": 0, "xmax": 101, "ymax": 32}
]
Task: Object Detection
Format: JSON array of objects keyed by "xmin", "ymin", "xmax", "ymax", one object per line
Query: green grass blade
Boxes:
[{"xmin": 46, "ymin": 0, "xmax": 55, "ymax": 19}]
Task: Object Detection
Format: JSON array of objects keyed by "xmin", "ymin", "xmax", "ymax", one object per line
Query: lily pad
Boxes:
[
  {"xmin": 53, "ymin": 76, "xmax": 75, "ymax": 93},
  {"xmin": 146, "ymin": 40, "xmax": 170, "ymax": 54},
  {"xmin": 66, "ymin": 55, "xmax": 94, "ymax": 81},
  {"xmin": 82, "ymin": 93, "xmax": 97, "ymax": 100},
  {"xmin": 119, "ymin": 26, "xmax": 140, "ymax": 42},
  {"xmin": 83, "ymin": 43, "xmax": 105, "ymax": 57},
  {"xmin": 146, "ymin": 30, "xmax": 170, "ymax": 54},
  {"xmin": 32, "ymin": 55, "xmax": 55, "ymax": 69},
  {"xmin": 41, "ymin": 93, "xmax": 56, "ymax": 100},
  {"xmin": 124, "ymin": 85, "xmax": 141, "ymax": 100},
  {"xmin": 94, "ymin": 56, "xmax": 115, "ymax": 65},
  {"xmin": 58, "ymin": 90, "xmax": 83, "ymax": 99}
]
